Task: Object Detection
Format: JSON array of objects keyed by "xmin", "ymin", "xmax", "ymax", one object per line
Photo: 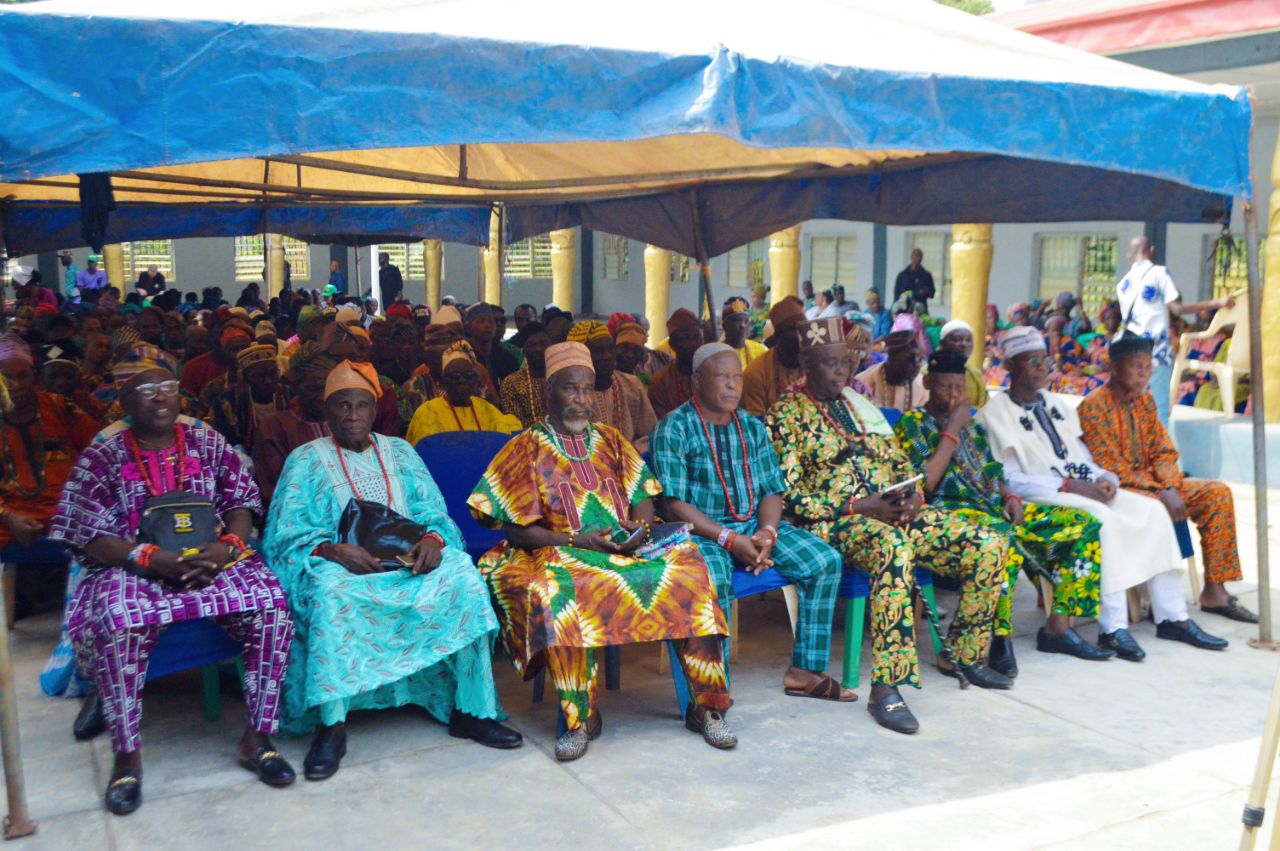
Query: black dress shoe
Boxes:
[
  {"xmin": 867, "ymin": 690, "xmax": 919, "ymax": 735},
  {"xmin": 940, "ymin": 662, "xmax": 1013, "ymax": 690},
  {"xmin": 448, "ymin": 710, "xmax": 523, "ymax": 749},
  {"xmin": 988, "ymin": 636, "xmax": 1018, "ymax": 679},
  {"xmin": 1037, "ymin": 627, "xmax": 1116, "ymax": 661},
  {"xmin": 1156, "ymin": 619, "xmax": 1229, "ymax": 651},
  {"xmin": 1098, "ymin": 628, "xmax": 1146, "ymax": 661},
  {"xmin": 104, "ymin": 770, "xmax": 142, "ymax": 816},
  {"xmin": 239, "ymin": 743, "xmax": 297, "ymax": 788},
  {"xmin": 73, "ymin": 690, "xmax": 106, "ymax": 741},
  {"xmin": 303, "ymin": 726, "xmax": 347, "ymax": 781}
]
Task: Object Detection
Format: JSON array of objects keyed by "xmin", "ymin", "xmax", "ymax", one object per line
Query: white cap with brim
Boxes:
[{"xmin": 10, "ymin": 266, "xmax": 34, "ymax": 286}]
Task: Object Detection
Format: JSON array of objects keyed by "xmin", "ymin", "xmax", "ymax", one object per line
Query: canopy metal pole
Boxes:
[
  {"xmin": 0, "ymin": 590, "xmax": 36, "ymax": 840},
  {"xmin": 1243, "ymin": 200, "xmax": 1274, "ymax": 650}
]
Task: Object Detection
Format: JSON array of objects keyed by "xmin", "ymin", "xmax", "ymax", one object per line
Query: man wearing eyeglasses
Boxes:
[{"xmin": 977, "ymin": 326, "xmax": 1226, "ymax": 662}]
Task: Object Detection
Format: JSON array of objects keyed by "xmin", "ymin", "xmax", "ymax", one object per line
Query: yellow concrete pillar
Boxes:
[
  {"xmin": 949, "ymin": 224, "xmax": 994, "ymax": 372},
  {"xmin": 767, "ymin": 226, "xmax": 802, "ymax": 306},
  {"xmin": 1263, "ymin": 139, "xmax": 1280, "ymax": 423},
  {"xmin": 644, "ymin": 245, "xmax": 672, "ymax": 348},
  {"xmin": 264, "ymin": 233, "xmax": 286, "ymax": 299},
  {"xmin": 482, "ymin": 211, "xmax": 502, "ymax": 306},
  {"xmin": 550, "ymin": 228, "xmax": 576, "ymax": 311},
  {"xmin": 102, "ymin": 244, "xmax": 125, "ymax": 293},
  {"xmin": 424, "ymin": 239, "xmax": 443, "ymax": 311}
]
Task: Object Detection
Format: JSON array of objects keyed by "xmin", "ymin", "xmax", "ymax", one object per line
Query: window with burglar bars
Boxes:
[
  {"xmin": 506, "ymin": 236, "xmax": 554, "ymax": 279},
  {"xmin": 727, "ymin": 239, "xmax": 767, "ymax": 289},
  {"xmin": 1205, "ymin": 236, "xmax": 1260, "ymax": 301},
  {"xmin": 122, "ymin": 240, "xmax": 176, "ymax": 283},
  {"xmin": 233, "ymin": 235, "xmax": 310, "ymax": 282},
  {"xmin": 671, "ymin": 254, "xmax": 692, "ymax": 284},
  {"xmin": 601, "ymin": 235, "xmax": 630, "ymax": 281},
  {"xmin": 809, "ymin": 236, "xmax": 858, "ymax": 289},
  {"xmin": 375, "ymin": 243, "xmax": 427, "ymax": 280},
  {"xmin": 1036, "ymin": 234, "xmax": 1118, "ymax": 320},
  {"xmin": 908, "ymin": 231, "xmax": 950, "ymax": 307}
]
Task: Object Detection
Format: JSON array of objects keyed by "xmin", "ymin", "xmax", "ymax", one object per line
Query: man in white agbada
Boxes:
[
  {"xmin": 1115, "ymin": 236, "xmax": 1234, "ymax": 428},
  {"xmin": 977, "ymin": 326, "xmax": 1227, "ymax": 661}
]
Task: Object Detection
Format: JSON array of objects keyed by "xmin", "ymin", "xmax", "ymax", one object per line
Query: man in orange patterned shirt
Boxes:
[{"xmin": 1078, "ymin": 335, "xmax": 1255, "ymax": 624}]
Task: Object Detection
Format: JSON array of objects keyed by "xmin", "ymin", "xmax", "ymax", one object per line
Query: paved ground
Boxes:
[{"xmin": 4, "ymin": 483, "xmax": 1280, "ymax": 850}]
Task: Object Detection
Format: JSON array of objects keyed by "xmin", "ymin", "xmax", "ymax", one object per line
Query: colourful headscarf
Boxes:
[
  {"xmin": 288, "ymin": 342, "xmax": 339, "ymax": 379},
  {"xmin": 567, "ymin": 320, "xmax": 611, "ymax": 344},
  {"xmin": 606, "ymin": 312, "xmax": 636, "ymax": 337},
  {"xmin": 613, "ymin": 321, "xmax": 647, "ymax": 347}
]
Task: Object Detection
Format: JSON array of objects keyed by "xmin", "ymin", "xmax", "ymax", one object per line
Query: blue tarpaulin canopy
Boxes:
[{"xmin": 0, "ymin": 0, "xmax": 1254, "ymax": 257}]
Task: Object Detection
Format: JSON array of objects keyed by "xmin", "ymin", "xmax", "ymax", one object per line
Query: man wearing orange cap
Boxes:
[
  {"xmin": 470, "ymin": 342, "xmax": 736, "ymax": 762},
  {"xmin": 741, "ymin": 296, "xmax": 806, "ymax": 416},
  {"xmin": 647, "ymin": 308, "xmax": 705, "ymax": 419},
  {"xmin": 266, "ymin": 359, "xmax": 522, "ymax": 781}
]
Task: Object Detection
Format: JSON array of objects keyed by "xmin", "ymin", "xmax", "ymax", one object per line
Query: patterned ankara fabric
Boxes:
[
  {"xmin": 467, "ymin": 423, "xmax": 728, "ymax": 729},
  {"xmin": 894, "ymin": 409, "xmax": 1102, "ymax": 634},
  {"xmin": 0, "ymin": 391, "xmax": 100, "ymax": 546},
  {"xmin": 1078, "ymin": 384, "xmax": 1241, "ymax": 584},
  {"xmin": 264, "ymin": 434, "xmax": 503, "ymax": 732},
  {"xmin": 765, "ymin": 391, "xmax": 1004, "ymax": 688},
  {"xmin": 651, "ymin": 401, "xmax": 841, "ymax": 671},
  {"xmin": 499, "ymin": 362, "xmax": 548, "ymax": 428},
  {"xmin": 51, "ymin": 422, "xmax": 292, "ymax": 753}
]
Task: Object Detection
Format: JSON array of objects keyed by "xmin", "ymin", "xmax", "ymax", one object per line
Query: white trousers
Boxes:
[{"xmin": 1099, "ymin": 568, "xmax": 1188, "ymax": 633}]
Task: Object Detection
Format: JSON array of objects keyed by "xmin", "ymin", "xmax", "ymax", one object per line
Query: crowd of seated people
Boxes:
[{"xmin": 0, "ymin": 260, "xmax": 1253, "ymax": 817}]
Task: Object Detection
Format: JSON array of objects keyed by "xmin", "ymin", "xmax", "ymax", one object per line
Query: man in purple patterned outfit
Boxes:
[{"xmin": 52, "ymin": 353, "xmax": 295, "ymax": 816}]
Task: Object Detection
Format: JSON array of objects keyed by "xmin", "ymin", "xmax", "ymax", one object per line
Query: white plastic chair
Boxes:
[{"xmin": 1171, "ymin": 288, "xmax": 1248, "ymax": 413}]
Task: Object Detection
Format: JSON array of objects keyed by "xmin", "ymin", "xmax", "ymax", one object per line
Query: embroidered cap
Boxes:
[{"xmin": 798, "ymin": 317, "xmax": 845, "ymax": 349}]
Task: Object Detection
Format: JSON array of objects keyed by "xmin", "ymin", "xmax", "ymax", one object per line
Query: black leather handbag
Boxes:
[
  {"xmin": 336, "ymin": 498, "xmax": 430, "ymax": 572},
  {"xmin": 137, "ymin": 490, "xmax": 219, "ymax": 551}
]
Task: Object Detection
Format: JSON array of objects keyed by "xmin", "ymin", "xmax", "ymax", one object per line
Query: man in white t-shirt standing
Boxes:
[{"xmin": 1115, "ymin": 236, "xmax": 1233, "ymax": 427}]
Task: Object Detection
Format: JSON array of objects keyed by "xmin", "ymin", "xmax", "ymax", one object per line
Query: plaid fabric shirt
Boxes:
[{"xmin": 650, "ymin": 401, "xmax": 785, "ymax": 522}]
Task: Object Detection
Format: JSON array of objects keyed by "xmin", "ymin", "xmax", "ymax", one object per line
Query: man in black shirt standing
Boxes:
[
  {"xmin": 893, "ymin": 248, "xmax": 936, "ymax": 313},
  {"xmin": 378, "ymin": 252, "xmax": 404, "ymax": 305}
]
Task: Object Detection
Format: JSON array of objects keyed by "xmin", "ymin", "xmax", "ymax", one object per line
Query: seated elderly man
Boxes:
[
  {"xmin": 405, "ymin": 344, "xmax": 521, "ymax": 443},
  {"xmin": 266, "ymin": 360, "xmax": 521, "ymax": 782},
  {"xmin": 978, "ymin": 327, "xmax": 1227, "ymax": 660},
  {"xmin": 896, "ymin": 349, "xmax": 1110, "ymax": 678},
  {"xmin": 766, "ymin": 318, "xmax": 1009, "ymax": 735},
  {"xmin": 1078, "ymin": 335, "xmax": 1256, "ymax": 624},
  {"xmin": 53, "ymin": 355, "xmax": 295, "ymax": 815},
  {"xmin": 469, "ymin": 342, "xmax": 735, "ymax": 762},
  {"xmin": 652, "ymin": 342, "xmax": 849, "ymax": 700},
  {"xmin": 937, "ymin": 319, "xmax": 988, "ymax": 407},
  {"xmin": 856, "ymin": 329, "xmax": 928, "ymax": 411}
]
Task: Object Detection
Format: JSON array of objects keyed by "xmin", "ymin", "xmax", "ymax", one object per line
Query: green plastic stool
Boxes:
[{"xmin": 840, "ymin": 578, "xmax": 944, "ymax": 689}]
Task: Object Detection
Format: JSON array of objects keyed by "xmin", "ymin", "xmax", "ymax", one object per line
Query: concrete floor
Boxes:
[{"xmin": 5, "ymin": 483, "xmax": 1280, "ymax": 850}]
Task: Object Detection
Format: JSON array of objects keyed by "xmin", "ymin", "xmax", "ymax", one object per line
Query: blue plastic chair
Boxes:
[
  {"xmin": 879, "ymin": 407, "xmax": 903, "ymax": 426},
  {"xmin": 2, "ymin": 538, "xmax": 70, "ymax": 630},
  {"xmin": 666, "ymin": 566, "xmax": 797, "ymax": 718},
  {"xmin": 837, "ymin": 566, "xmax": 942, "ymax": 689},
  {"xmin": 147, "ymin": 620, "xmax": 242, "ymax": 721},
  {"xmin": 415, "ymin": 430, "xmax": 513, "ymax": 563},
  {"xmin": 4, "ymin": 538, "xmax": 242, "ymax": 720}
]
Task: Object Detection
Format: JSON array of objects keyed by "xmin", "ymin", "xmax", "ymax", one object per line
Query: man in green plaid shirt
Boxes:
[{"xmin": 651, "ymin": 343, "xmax": 851, "ymax": 701}]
